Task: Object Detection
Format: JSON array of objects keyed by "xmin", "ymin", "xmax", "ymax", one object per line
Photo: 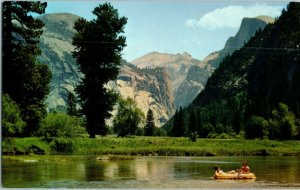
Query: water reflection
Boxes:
[{"xmin": 2, "ymin": 156, "xmax": 300, "ymax": 188}]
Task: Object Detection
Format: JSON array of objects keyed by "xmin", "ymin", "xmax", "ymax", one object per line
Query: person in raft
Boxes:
[
  {"xmin": 239, "ymin": 161, "xmax": 250, "ymax": 174},
  {"xmin": 237, "ymin": 161, "xmax": 250, "ymax": 177},
  {"xmin": 226, "ymin": 161, "xmax": 251, "ymax": 174},
  {"xmin": 214, "ymin": 166, "xmax": 224, "ymax": 175}
]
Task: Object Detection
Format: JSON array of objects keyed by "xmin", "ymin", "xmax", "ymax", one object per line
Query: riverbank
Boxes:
[{"xmin": 2, "ymin": 136, "xmax": 300, "ymax": 156}]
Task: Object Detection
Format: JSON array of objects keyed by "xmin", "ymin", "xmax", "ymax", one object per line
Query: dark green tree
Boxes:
[
  {"xmin": 67, "ymin": 91, "xmax": 77, "ymax": 116},
  {"xmin": 2, "ymin": 1, "xmax": 51, "ymax": 136},
  {"xmin": 144, "ymin": 109, "xmax": 155, "ymax": 136},
  {"xmin": 2, "ymin": 94, "xmax": 26, "ymax": 138},
  {"xmin": 188, "ymin": 109, "xmax": 198, "ymax": 141},
  {"xmin": 171, "ymin": 107, "xmax": 186, "ymax": 137},
  {"xmin": 112, "ymin": 97, "xmax": 145, "ymax": 137},
  {"xmin": 269, "ymin": 103, "xmax": 298, "ymax": 140},
  {"xmin": 72, "ymin": 3, "xmax": 127, "ymax": 137},
  {"xmin": 245, "ymin": 116, "xmax": 268, "ymax": 139}
]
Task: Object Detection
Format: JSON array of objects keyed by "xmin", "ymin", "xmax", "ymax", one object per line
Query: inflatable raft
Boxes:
[{"xmin": 214, "ymin": 172, "xmax": 256, "ymax": 179}]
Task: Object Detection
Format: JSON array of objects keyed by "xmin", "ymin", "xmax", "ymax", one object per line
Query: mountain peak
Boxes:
[
  {"xmin": 255, "ymin": 15, "xmax": 275, "ymax": 24},
  {"xmin": 39, "ymin": 13, "xmax": 81, "ymax": 22}
]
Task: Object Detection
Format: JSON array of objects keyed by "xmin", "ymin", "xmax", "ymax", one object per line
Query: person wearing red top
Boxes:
[
  {"xmin": 240, "ymin": 161, "xmax": 250, "ymax": 174},
  {"xmin": 237, "ymin": 161, "xmax": 250, "ymax": 178}
]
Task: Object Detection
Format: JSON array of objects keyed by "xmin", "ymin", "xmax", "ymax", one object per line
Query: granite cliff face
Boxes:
[
  {"xmin": 132, "ymin": 52, "xmax": 207, "ymax": 108},
  {"xmin": 207, "ymin": 16, "xmax": 274, "ymax": 68},
  {"xmin": 38, "ymin": 13, "xmax": 174, "ymax": 126},
  {"xmin": 107, "ymin": 62, "xmax": 174, "ymax": 126},
  {"xmin": 174, "ymin": 16, "xmax": 274, "ymax": 108},
  {"xmin": 132, "ymin": 52, "xmax": 206, "ymax": 94},
  {"xmin": 38, "ymin": 13, "xmax": 82, "ymax": 111}
]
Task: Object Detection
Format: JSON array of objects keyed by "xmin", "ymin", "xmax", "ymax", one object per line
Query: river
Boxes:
[{"xmin": 2, "ymin": 155, "xmax": 300, "ymax": 188}]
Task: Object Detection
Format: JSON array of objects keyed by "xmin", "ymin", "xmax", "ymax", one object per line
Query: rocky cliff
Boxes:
[
  {"xmin": 132, "ymin": 52, "xmax": 206, "ymax": 94},
  {"xmin": 207, "ymin": 16, "xmax": 274, "ymax": 68},
  {"xmin": 38, "ymin": 13, "xmax": 174, "ymax": 126},
  {"xmin": 107, "ymin": 62, "xmax": 174, "ymax": 126},
  {"xmin": 174, "ymin": 16, "xmax": 274, "ymax": 108},
  {"xmin": 132, "ymin": 51, "xmax": 208, "ymax": 109},
  {"xmin": 38, "ymin": 13, "xmax": 82, "ymax": 111}
]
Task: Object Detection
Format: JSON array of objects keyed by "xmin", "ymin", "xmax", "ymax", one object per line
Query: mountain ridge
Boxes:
[{"xmin": 174, "ymin": 15, "xmax": 273, "ymax": 108}]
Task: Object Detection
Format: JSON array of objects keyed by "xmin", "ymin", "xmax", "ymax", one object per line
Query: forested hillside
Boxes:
[{"xmin": 165, "ymin": 2, "xmax": 300, "ymax": 140}]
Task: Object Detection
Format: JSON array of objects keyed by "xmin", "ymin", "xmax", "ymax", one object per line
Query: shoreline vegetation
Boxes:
[{"xmin": 2, "ymin": 137, "xmax": 300, "ymax": 158}]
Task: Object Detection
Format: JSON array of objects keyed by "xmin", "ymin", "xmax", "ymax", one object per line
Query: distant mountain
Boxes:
[
  {"xmin": 38, "ymin": 13, "xmax": 82, "ymax": 111},
  {"xmin": 132, "ymin": 51, "xmax": 205, "ymax": 94},
  {"xmin": 176, "ymin": 16, "xmax": 274, "ymax": 108},
  {"xmin": 206, "ymin": 15, "xmax": 274, "ymax": 68},
  {"xmin": 132, "ymin": 52, "xmax": 208, "ymax": 109},
  {"xmin": 38, "ymin": 13, "xmax": 174, "ymax": 126}
]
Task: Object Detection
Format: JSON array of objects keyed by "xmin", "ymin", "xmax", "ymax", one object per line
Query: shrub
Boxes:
[
  {"xmin": 245, "ymin": 116, "xmax": 268, "ymax": 139},
  {"xmin": 113, "ymin": 97, "xmax": 145, "ymax": 137},
  {"xmin": 49, "ymin": 138, "xmax": 74, "ymax": 152},
  {"xmin": 154, "ymin": 128, "xmax": 167, "ymax": 136},
  {"xmin": 269, "ymin": 103, "xmax": 298, "ymax": 140},
  {"xmin": 39, "ymin": 113, "xmax": 86, "ymax": 139},
  {"xmin": 2, "ymin": 94, "xmax": 26, "ymax": 137},
  {"xmin": 135, "ymin": 127, "xmax": 144, "ymax": 136}
]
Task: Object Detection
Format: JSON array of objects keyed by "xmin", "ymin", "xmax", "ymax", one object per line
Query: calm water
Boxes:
[{"xmin": 2, "ymin": 155, "xmax": 300, "ymax": 188}]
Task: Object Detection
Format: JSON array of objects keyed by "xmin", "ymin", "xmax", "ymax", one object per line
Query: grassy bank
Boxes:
[{"xmin": 2, "ymin": 136, "xmax": 300, "ymax": 156}]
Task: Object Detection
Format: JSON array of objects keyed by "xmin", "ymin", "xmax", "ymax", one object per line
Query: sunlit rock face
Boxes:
[
  {"xmin": 132, "ymin": 51, "xmax": 208, "ymax": 109},
  {"xmin": 38, "ymin": 13, "xmax": 82, "ymax": 111},
  {"xmin": 107, "ymin": 62, "xmax": 174, "ymax": 127}
]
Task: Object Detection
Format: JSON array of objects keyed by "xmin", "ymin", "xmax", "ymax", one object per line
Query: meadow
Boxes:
[{"xmin": 3, "ymin": 136, "xmax": 300, "ymax": 157}]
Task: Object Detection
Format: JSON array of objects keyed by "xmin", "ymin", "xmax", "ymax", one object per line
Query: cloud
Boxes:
[
  {"xmin": 186, "ymin": 3, "xmax": 282, "ymax": 30},
  {"xmin": 185, "ymin": 19, "xmax": 197, "ymax": 28}
]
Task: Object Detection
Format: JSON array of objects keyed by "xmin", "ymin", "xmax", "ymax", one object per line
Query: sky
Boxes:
[{"xmin": 45, "ymin": 1, "xmax": 288, "ymax": 62}]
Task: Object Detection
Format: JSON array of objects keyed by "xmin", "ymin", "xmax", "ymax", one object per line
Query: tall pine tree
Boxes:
[
  {"xmin": 2, "ymin": 2, "xmax": 51, "ymax": 136},
  {"xmin": 171, "ymin": 107, "xmax": 186, "ymax": 137},
  {"xmin": 72, "ymin": 3, "xmax": 127, "ymax": 137},
  {"xmin": 67, "ymin": 91, "xmax": 77, "ymax": 116},
  {"xmin": 144, "ymin": 109, "xmax": 155, "ymax": 136}
]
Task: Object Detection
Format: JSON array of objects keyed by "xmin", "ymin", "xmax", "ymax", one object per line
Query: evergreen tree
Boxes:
[
  {"xmin": 171, "ymin": 107, "xmax": 186, "ymax": 137},
  {"xmin": 72, "ymin": 3, "xmax": 127, "ymax": 137},
  {"xmin": 2, "ymin": 1, "xmax": 51, "ymax": 136},
  {"xmin": 188, "ymin": 109, "xmax": 198, "ymax": 141},
  {"xmin": 144, "ymin": 109, "xmax": 155, "ymax": 136},
  {"xmin": 67, "ymin": 91, "xmax": 77, "ymax": 116}
]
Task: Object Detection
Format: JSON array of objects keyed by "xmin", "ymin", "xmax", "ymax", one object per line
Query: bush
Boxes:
[
  {"xmin": 39, "ymin": 113, "xmax": 86, "ymax": 139},
  {"xmin": 113, "ymin": 97, "xmax": 145, "ymax": 137},
  {"xmin": 189, "ymin": 132, "xmax": 197, "ymax": 142},
  {"xmin": 49, "ymin": 138, "xmax": 74, "ymax": 152},
  {"xmin": 154, "ymin": 128, "xmax": 167, "ymax": 136},
  {"xmin": 245, "ymin": 116, "xmax": 268, "ymax": 139},
  {"xmin": 269, "ymin": 103, "xmax": 298, "ymax": 140},
  {"xmin": 2, "ymin": 94, "xmax": 26, "ymax": 137},
  {"xmin": 136, "ymin": 127, "xmax": 144, "ymax": 136}
]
